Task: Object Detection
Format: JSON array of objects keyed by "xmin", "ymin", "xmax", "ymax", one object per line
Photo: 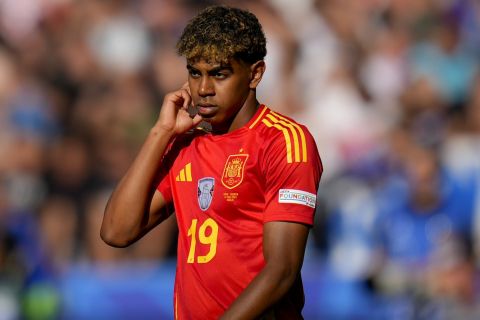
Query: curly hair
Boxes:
[{"xmin": 176, "ymin": 5, "xmax": 267, "ymax": 64}]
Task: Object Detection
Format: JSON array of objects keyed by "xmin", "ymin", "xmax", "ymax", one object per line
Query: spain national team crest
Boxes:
[
  {"xmin": 197, "ymin": 177, "xmax": 215, "ymax": 211},
  {"xmin": 221, "ymin": 154, "xmax": 249, "ymax": 189}
]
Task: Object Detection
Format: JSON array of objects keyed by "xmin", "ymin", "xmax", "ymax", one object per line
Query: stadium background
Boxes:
[{"xmin": 0, "ymin": 0, "xmax": 479, "ymax": 318}]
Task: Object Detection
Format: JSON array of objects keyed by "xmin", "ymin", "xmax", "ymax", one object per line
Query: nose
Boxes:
[{"xmin": 199, "ymin": 77, "xmax": 214, "ymax": 97}]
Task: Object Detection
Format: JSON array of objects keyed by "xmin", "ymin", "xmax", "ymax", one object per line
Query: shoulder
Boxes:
[
  {"xmin": 164, "ymin": 126, "xmax": 209, "ymax": 159},
  {"xmin": 249, "ymin": 105, "xmax": 317, "ymax": 164},
  {"xmin": 249, "ymin": 106, "xmax": 314, "ymax": 140},
  {"xmin": 176, "ymin": 125, "xmax": 209, "ymax": 145}
]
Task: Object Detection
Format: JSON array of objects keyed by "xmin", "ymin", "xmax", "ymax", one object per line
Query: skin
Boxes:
[{"xmin": 101, "ymin": 57, "xmax": 310, "ymax": 319}]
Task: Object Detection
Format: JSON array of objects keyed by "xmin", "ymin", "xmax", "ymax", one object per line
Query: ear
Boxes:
[{"xmin": 249, "ymin": 60, "xmax": 266, "ymax": 89}]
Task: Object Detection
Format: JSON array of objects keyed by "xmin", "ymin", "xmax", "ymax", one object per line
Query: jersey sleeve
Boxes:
[
  {"xmin": 156, "ymin": 168, "xmax": 172, "ymax": 204},
  {"xmin": 155, "ymin": 140, "xmax": 181, "ymax": 204},
  {"xmin": 156, "ymin": 129, "xmax": 205, "ymax": 205},
  {"xmin": 262, "ymin": 125, "xmax": 323, "ymax": 226}
]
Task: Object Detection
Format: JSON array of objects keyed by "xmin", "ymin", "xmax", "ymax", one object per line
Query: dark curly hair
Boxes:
[{"xmin": 176, "ymin": 5, "xmax": 267, "ymax": 64}]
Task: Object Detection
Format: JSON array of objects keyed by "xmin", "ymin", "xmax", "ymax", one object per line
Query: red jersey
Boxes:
[{"xmin": 157, "ymin": 105, "xmax": 322, "ymax": 319}]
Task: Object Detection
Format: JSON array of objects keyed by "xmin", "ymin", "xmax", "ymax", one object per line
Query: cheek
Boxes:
[
  {"xmin": 220, "ymin": 79, "xmax": 248, "ymax": 102},
  {"xmin": 190, "ymin": 88, "xmax": 203, "ymax": 105},
  {"xmin": 217, "ymin": 90, "xmax": 240, "ymax": 109}
]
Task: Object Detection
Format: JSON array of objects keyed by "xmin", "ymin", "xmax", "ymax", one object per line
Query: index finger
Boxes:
[{"xmin": 181, "ymin": 82, "xmax": 190, "ymax": 93}]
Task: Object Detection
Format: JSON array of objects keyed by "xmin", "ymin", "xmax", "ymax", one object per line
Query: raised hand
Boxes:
[{"xmin": 155, "ymin": 83, "xmax": 203, "ymax": 135}]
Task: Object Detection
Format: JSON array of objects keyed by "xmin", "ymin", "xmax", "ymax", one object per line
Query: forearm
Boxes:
[
  {"xmin": 101, "ymin": 126, "xmax": 175, "ymax": 247},
  {"xmin": 220, "ymin": 263, "xmax": 299, "ymax": 320}
]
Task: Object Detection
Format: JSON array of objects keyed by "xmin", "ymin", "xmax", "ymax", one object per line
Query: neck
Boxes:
[{"xmin": 213, "ymin": 91, "xmax": 259, "ymax": 134}]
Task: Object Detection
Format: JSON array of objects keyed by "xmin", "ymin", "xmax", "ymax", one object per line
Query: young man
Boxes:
[{"xmin": 101, "ymin": 5, "xmax": 322, "ymax": 319}]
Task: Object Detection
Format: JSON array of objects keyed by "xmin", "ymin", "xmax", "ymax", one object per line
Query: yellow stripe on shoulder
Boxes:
[
  {"xmin": 249, "ymin": 105, "xmax": 269, "ymax": 129},
  {"xmin": 270, "ymin": 111, "xmax": 308, "ymax": 162},
  {"xmin": 262, "ymin": 118, "xmax": 293, "ymax": 163},
  {"xmin": 266, "ymin": 114, "xmax": 301, "ymax": 163}
]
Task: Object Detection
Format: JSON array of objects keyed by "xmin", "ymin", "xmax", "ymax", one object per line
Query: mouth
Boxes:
[{"xmin": 196, "ymin": 103, "xmax": 217, "ymax": 117}]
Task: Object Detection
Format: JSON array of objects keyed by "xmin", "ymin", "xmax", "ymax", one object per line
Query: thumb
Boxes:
[{"xmin": 192, "ymin": 114, "xmax": 203, "ymax": 127}]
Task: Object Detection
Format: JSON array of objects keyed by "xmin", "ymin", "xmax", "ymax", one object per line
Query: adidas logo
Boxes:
[{"xmin": 176, "ymin": 163, "xmax": 192, "ymax": 182}]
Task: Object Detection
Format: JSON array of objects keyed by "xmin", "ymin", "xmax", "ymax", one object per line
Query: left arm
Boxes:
[{"xmin": 220, "ymin": 221, "xmax": 310, "ymax": 320}]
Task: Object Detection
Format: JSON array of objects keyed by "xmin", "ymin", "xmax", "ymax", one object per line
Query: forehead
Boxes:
[
  {"xmin": 188, "ymin": 60, "xmax": 228, "ymax": 69},
  {"xmin": 187, "ymin": 58, "xmax": 247, "ymax": 70}
]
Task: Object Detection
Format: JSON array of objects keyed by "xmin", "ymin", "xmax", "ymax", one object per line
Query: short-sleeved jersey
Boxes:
[{"xmin": 157, "ymin": 105, "xmax": 322, "ymax": 319}]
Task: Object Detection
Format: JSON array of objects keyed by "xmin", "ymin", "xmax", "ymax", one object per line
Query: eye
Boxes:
[
  {"xmin": 214, "ymin": 72, "xmax": 228, "ymax": 79},
  {"xmin": 189, "ymin": 69, "xmax": 200, "ymax": 78}
]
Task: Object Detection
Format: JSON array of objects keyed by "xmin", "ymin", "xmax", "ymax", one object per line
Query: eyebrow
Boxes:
[{"xmin": 186, "ymin": 64, "xmax": 233, "ymax": 74}]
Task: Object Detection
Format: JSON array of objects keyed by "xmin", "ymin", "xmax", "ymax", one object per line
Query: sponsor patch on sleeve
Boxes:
[{"xmin": 278, "ymin": 189, "xmax": 316, "ymax": 208}]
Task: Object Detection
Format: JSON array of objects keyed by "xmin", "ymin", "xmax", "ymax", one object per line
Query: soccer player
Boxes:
[{"xmin": 101, "ymin": 5, "xmax": 323, "ymax": 319}]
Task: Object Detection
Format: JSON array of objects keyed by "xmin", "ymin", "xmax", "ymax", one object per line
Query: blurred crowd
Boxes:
[{"xmin": 0, "ymin": 0, "xmax": 479, "ymax": 319}]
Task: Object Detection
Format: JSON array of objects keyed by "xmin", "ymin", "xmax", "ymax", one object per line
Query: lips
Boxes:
[{"xmin": 196, "ymin": 103, "xmax": 217, "ymax": 117}]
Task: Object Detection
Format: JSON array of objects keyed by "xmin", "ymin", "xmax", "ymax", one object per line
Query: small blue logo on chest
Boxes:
[{"xmin": 197, "ymin": 177, "xmax": 215, "ymax": 211}]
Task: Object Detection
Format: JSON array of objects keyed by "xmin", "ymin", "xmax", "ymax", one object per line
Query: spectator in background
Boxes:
[
  {"xmin": 408, "ymin": 14, "xmax": 479, "ymax": 110},
  {"xmin": 21, "ymin": 196, "xmax": 78, "ymax": 320},
  {"xmin": 372, "ymin": 132, "xmax": 477, "ymax": 319}
]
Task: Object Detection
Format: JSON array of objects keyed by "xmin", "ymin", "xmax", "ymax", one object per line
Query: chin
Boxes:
[{"xmin": 200, "ymin": 114, "xmax": 219, "ymax": 123}]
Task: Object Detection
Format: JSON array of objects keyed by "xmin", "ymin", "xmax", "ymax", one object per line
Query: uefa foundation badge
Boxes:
[
  {"xmin": 198, "ymin": 177, "xmax": 215, "ymax": 211},
  {"xmin": 278, "ymin": 189, "xmax": 316, "ymax": 208}
]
